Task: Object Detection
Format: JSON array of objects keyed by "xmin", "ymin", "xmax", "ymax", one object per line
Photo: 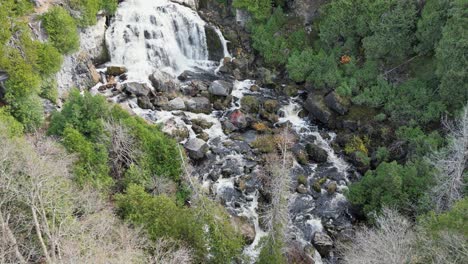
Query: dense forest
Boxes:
[{"xmin": 0, "ymin": 0, "xmax": 466, "ymax": 263}]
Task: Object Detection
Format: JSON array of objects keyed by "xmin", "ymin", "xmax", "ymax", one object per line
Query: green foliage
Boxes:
[
  {"xmin": 396, "ymin": 126, "xmax": 444, "ymax": 158},
  {"xmin": 116, "ymin": 185, "xmax": 243, "ymax": 262},
  {"xmin": 5, "ymin": 94, "xmax": 44, "ymax": 131},
  {"xmin": 49, "ymin": 89, "xmax": 109, "ymax": 139},
  {"xmin": 416, "ymin": 0, "xmax": 451, "ymax": 54},
  {"xmin": 49, "ymin": 90, "xmax": 181, "ymax": 186},
  {"xmin": 40, "ymin": 77, "xmax": 59, "ymax": 103},
  {"xmin": 115, "ymin": 108, "xmax": 182, "ymax": 181},
  {"xmin": 70, "ymin": 0, "xmax": 118, "ymax": 26},
  {"xmin": 347, "ymin": 161, "xmax": 435, "ymax": 219},
  {"xmin": 241, "ymin": 95, "xmax": 260, "ymax": 113},
  {"xmin": 434, "ymin": 0, "xmax": 468, "ymax": 111},
  {"xmin": 0, "ymin": 109, "xmax": 24, "ymax": 137},
  {"xmin": 251, "ymin": 8, "xmax": 307, "ymax": 66},
  {"xmin": 344, "ymin": 136, "xmax": 369, "ymax": 155},
  {"xmin": 375, "ymin": 147, "xmax": 389, "ymax": 163},
  {"xmin": 287, "ymin": 48, "xmax": 342, "ymax": 88},
  {"xmin": 41, "ymin": 6, "xmax": 79, "ymax": 54},
  {"xmin": 354, "ymin": 78, "xmax": 445, "ymax": 125},
  {"xmin": 420, "ymin": 198, "xmax": 468, "ymax": 237},
  {"xmin": 62, "ymin": 126, "xmax": 113, "ymax": 189},
  {"xmin": 37, "ymin": 43, "xmax": 63, "ymax": 76},
  {"xmin": 257, "ymin": 236, "xmax": 287, "ymax": 264},
  {"xmin": 362, "ymin": 0, "xmax": 418, "ymax": 63},
  {"xmin": 233, "ymin": 0, "xmax": 272, "ymax": 21}
]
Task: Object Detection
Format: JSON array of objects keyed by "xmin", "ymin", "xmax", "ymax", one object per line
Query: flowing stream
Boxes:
[{"xmin": 99, "ymin": 1, "xmax": 353, "ymax": 262}]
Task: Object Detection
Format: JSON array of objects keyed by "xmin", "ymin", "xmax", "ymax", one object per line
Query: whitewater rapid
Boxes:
[{"xmin": 106, "ymin": 0, "xmax": 228, "ymax": 81}]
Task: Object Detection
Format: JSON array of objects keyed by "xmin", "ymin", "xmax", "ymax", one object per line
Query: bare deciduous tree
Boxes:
[
  {"xmin": 259, "ymin": 128, "xmax": 295, "ymax": 257},
  {"xmin": 147, "ymin": 238, "xmax": 193, "ymax": 264},
  {"xmin": 104, "ymin": 119, "xmax": 140, "ymax": 180},
  {"xmin": 429, "ymin": 104, "xmax": 468, "ymax": 212},
  {"xmin": 339, "ymin": 208, "xmax": 416, "ymax": 264}
]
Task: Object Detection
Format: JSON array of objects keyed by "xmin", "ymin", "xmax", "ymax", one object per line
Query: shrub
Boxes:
[
  {"xmin": 42, "ymin": 7, "xmax": 79, "ymax": 54},
  {"xmin": 49, "ymin": 89, "xmax": 109, "ymax": 140},
  {"xmin": 344, "ymin": 135, "xmax": 369, "ymax": 155},
  {"xmin": 6, "ymin": 94, "xmax": 44, "ymax": 131},
  {"xmin": 62, "ymin": 126, "xmax": 113, "ymax": 189},
  {"xmin": 241, "ymin": 95, "xmax": 260, "ymax": 113},
  {"xmin": 69, "ymin": 0, "xmax": 118, "ymax": 26},
  {"xmin": 233, "ymin": 0, "xmax": 272, "ymax": 21},
  {"xmin": 252, "ymin": 135, "xmax": 277, "ymax": 153},
  {"xmin": 347, "ymin": 160, "xmax": 435, "ymax": 219},
  {"xmin": 0, "ymin": 108, "xmax": 24, "ymax": 137},
  {"xmin": 40, "ymin": 77, "xmax": 59, "ymax": 103},
  {"xmin": 37, "ymin": 43, "xmax": 63, "ymax": 76}
]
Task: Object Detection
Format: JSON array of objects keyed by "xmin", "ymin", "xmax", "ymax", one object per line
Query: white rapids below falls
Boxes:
[{"xmin": 90, "ymin": 0, "xmax": 353, "ymax": 263}]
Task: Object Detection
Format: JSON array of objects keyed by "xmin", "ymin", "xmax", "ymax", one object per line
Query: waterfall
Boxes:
[{"xmin": 106, "ymin": 0, "xmax": 228, "ymax": 82}]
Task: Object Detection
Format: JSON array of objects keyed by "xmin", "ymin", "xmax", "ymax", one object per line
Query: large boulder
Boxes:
[
  {"xmin": 185, "ymin": 97, "xmax": 211, "ymax": 113},
  {"xmin": 312, "ymin": 232, "xmax": 333, "ymax": 257},
  {"xmin": 208, "ymin": 80, "xmax": 233, "ymax": 96},
  {"xmin": 168, "ymin": 97, "xmax": 186, "ymax": 110},
  {"xmin": 231, "ymin": 216, "xmax": 256, "ymax": 245},
  {"xmin": 306, "ymin": 143, "xmax": 328, "ymax": 163},
  {"xmin": 324, "ymin": 91, "xmax": 348, "ymax": 115},
  {"xmin": 137, "ymin": 96, "xmax": 154, "ymax": 110},
  {"xmin": 304, "ymin": 94, "xmax": 332, "ymax": 125},
  {"xmin": 123, "ymin": 82, "xmax": 152, "ymax": 97},
  {"xmin": 107, "ymin": 66, "xmax": 127, "ymax": 76},
  {"xmin": 228, "ymin": 109, "xmax": 248, "ymax": 130},
  {"xmin": 184, "ymin": 138, "xmax": 209, "ymax": 160}
]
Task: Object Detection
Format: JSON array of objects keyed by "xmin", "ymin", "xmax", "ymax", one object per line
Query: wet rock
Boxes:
[
  {"xmin": 326, "ymin": 181, "xmax": 337, "ymax": 194},
  {"xmin": 185, "ymin": 97, "xmax": 211, "ymax": 113},
  {"xmin": 205, "ymin": 25, "xmax": 224, "ymax": 61},
  {"xmin": 208, "ymin": 80, "xmax": 233, "ymax": 96},
  {"xmin": 184, "ymin": 138, "xmax": 209, "ymax": 160},
  {"xmin": 148, "ymin": 71, "xmax": 177, "ymax": 93},
  {"xmin": 306, "ymin": 144, "xmax": 328, "ymax": 163},
  {"xmin": 256, "ymin": 67, "xmax": 276, "ymax": 87},
  {"xmin": 250, "ymin": 84, "xmax": 260, "ymax": 92},
  {"xmin": 197, "ymin": 132, "xmax": 210, "ymax": 141},
  {"xmin": 312, "ymin": 232, "xmax": 333, "ymax": 257},
  {"xmin": 297, "ymin": 184, "xmax": 308, "ymax": 194},
  {"xmin": 152, "ymin": 96, "xmax": 169, "ymax": 108},
  {"xmin": 137, "ymin": 96, "xmax": 154, "ymax": 110},
  {"xmin": 286, "ymin": 241, "xmax": 315, "ymax": 264},
  {"xmin": 228, "ymin": 109, "xmax": 248, "ymax": 130},
  {"xmin": 231, "ymin": 216, "xmax": 256, "ymax": 244},
  {"xmin": 160, "ymin": 118, "xmax": 189, "ymax": 142},
  {"xmin": 123, "ymin": 82, "xmax": 152, "ymax": 97},
  {"xmin": 168, "ymin": 97, "xmax": 186, "ymax": 110},
  {"xmin": 304, "ymin": 94, "xmax": 332, "ymax": 125},
  {"xmin": 324, "ymin": 91, "xmax": 348, "ymax": 115},
  {"xmin": 107, "ymin": 66, "xmax": 127, "ymax": 76},
  {"xmin": 192, "ymin": 118, "xmax": 213, "ymax": 129},
  {"xmin": 178, "ymin": 70, "xmax": 197, "ymax": 81}
]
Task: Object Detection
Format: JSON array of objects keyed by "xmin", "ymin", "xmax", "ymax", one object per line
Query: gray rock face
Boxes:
[
  {"xmin": 123, "ymin": 82, "xmax": 152, "ymax": 97},
  {"xmin": 185, "ymin": 97, "xmax": 211, "ymax": 113},
  {"xmin": 304, "ymin": 94, "xmax": 332, "ymax": 124},
  {"xmin": 205, "ymin": 25, "xmax": 224, "ymax": 61},
  {"xmin": 324, "ymin": 91, "xmax": 348, "ymax": 115},
  {"xmin": 168, "ymin": 97, "xmax": 186, "ymax": 110},
  {"xmin": 184, "ymin": 138, "xmax": 209, "ymax": 160},
  {"xmin": 208, "ymin": 80, "xmax": 233, "ymax": 96},
  {"xmin": 137, "ymin": 96, "xmax": 153, "ymax": 110},
  {"xmin": 312, "ymin": 232, "xmax": 333, "ymax": 257},
  {"xmin": 306, "ymin": 143, "xmax": 328, "ymax": 163}
]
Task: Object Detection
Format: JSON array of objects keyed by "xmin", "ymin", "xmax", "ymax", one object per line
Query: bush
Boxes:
[
  {"xmin": 36, "ymin": 43, "xmax": 63, "ymax": 76},
  {"xmin": 252, "ymin": 135, "xmax": 277, "ymax": 153},
  {"xmin": 62, "ymin": 126, "xmax": 113, "ymax": 189},
  {"xmin": 116, "ymin": 185, "xmax": 206, "ymax": 258},
  {"xmin": 233, "ymin": 0, "xmax": 272, "ymax": 21},
  {"xmin": 69, "ymin": 0, "xmax": 118, "ymax": 26},
  {"xmin": 347, "ymin": 160, "xmax": 435, "ymax": 219},
  {"xmin": 287, "ymin": 48, "xmax": 342, "ymax": 88},
  {"xmin": 41, "ymin": 7, "xmax": 79, "ymax": 54},
  {"xmin": 344, "ymin": 136, "xmax": 369, "ymax": 155},
  {"xmin": 49, "ymin": 89, "xmax": 109, "ymax": 140},
  {"xmin": 0, "ymin": 109, "xmax": 24, "ymax": 137},
  {"xmin": 6, "ymin": 94, "xmax": 44, "ymax": 131},
  {"xmin": 241, "ymin": 95, "xmax": 260, "ymax": 113},
  {"xmin": 40, "ymin": 77, "xmax": 59, "ymax": 103}
]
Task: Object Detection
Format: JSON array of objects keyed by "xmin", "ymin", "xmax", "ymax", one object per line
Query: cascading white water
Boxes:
[{"xmin": 106, "ymin": 0, "xmax": 227, "ymax": 81}]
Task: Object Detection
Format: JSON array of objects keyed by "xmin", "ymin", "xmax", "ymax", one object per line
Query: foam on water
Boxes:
[{"xmin": 106, "ymin": 0, "xmax": 228, "ymax": 81}]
